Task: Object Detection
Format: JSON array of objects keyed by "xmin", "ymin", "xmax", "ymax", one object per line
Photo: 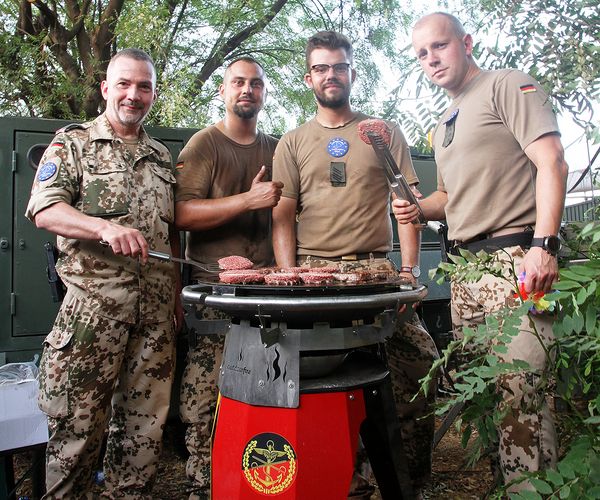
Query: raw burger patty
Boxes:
[
  {"xmin": 332, "ymin": 272, "xmax": 367, "ymax": 283},
  {"xmin": 300, "ymin": 272, "xmax": 334, "ymax": 285},
  {"xmin": 217, "ymin": 255, "xmax": 254, "ymax": 270},
  {"xmin": 264, "ymin": 272, "xmax": 301, "ymax": 285},
  {"xmin": 219, "ymin": 270, "xmax": 264, "ymax": 284},
  {"xmin": 357, "ymin": 118, "xmax": 391, "ymax": 146},
  {"xmin": 280, "ymin": 267, "xmax": 309, "ymax": 273}
]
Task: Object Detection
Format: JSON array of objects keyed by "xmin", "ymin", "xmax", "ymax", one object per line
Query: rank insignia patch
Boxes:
[
  {"xmin": 327, "ymin": 137, "xmax": 349, "ymax": 158},
  {"xmin": 442, "ymin": 108, "xmax": 459, "ymax": 148},
  {"xmin": 242, "ymin": 432, "xmax": 297, "ymax": 495},
  {"xmin": 38, "ymin": 161, "xmax": 58, "ymax": 182},
  {"xmin": 519, "ymin": 84, "xmax": 537, "ymax": 94}
]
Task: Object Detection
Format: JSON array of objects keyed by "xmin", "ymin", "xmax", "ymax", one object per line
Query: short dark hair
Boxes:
[
  {"xmin": 226, "ymin": 56, "xmax": 265, "ymax": 73},
  {"xmin": 305, "ymin": 31, "xmax": 353, "ymax": 71},
  {"xmin": 110, "ymin": 48, "xmax": 155, "ymax": 68}
]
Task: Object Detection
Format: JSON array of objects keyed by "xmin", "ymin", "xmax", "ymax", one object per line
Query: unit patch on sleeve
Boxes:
[{"xmin": 37, "ymin": 160, "xmax": 60, "ymax": 182}]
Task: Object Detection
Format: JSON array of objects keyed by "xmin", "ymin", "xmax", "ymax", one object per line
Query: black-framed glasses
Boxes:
[{"xmin": 310, "ymin": 63, "xmax": 351, "ymax": 75}]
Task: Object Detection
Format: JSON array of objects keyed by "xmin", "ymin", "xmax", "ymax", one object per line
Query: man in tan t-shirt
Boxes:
[
  {"xmin": 396, "ymin": 12, "xmax": 568, "ymax": 492},
  {"xmin": 272, "ymin": 31, "xmax": 439, "ymax": 498},
  {"xmin": 175, "ymin": 57, "xmax": 281, "ymax": 499}
]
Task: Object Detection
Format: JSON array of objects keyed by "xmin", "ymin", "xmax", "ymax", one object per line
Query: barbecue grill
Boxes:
[{"xmin": 182, "ymin": 278, "xmax": 427, "ymax": 499}]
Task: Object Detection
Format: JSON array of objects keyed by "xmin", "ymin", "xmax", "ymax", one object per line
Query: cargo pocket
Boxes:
[
  {"xmin": 80, "ymin": 159, "xmax": 130, "ymax": 217},
  {"xmin": 38, "ymin": 324, "xmax": 74, "ymax": 418}
]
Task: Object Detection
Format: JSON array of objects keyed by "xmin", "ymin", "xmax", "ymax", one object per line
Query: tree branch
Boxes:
[{"xmin": 193, "ymin": 0, "xmax": 289, "ymax": 92}]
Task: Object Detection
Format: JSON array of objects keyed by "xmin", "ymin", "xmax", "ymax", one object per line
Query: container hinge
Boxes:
[
  {"xmin": 10, "ymin": 292, "xmax": 16, "ymax": 315},
  {"xmin": 12, "ymin": 150, "xmax": 17, "ymax": 172}
]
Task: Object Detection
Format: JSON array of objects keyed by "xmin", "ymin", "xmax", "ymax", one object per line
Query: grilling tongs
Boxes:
[
  {"xmin": 100, "ymin": 240, "xmax": 220, "ymax": 273},
  {"xmin": 147, "ymin": 250, "xmax": 221, "ymax": 273},
  {"xmin": 365, "ymin": 131, "xmax": 427, "ymax": 226}
]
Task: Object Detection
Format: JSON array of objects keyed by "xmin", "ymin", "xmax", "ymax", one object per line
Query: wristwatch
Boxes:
[
  {"xmin": 400, "ymin": 265, "xmax": 421, "ymax": 278},
  {"xmin": 531, "ymin": 235, "xmax": 561, "ymax": 256}
]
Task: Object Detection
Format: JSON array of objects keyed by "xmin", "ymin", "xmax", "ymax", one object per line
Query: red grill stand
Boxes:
[
  {"xmin": 181, "ymin": 283, "xmax": 426, "ymax": 499},
  {"xmin": 212, "ymin": 390, "xmax": 365, "ymax": 498}
]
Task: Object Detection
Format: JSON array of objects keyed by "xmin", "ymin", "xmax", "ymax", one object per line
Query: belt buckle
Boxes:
[{"xmin": 341, "ymin": 254, "xmax": 357, "ymax": 261}]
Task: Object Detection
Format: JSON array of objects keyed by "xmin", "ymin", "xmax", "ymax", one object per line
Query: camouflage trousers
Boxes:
[
  {"xmin": 299, "ymin": 256, "xmax": 439, "ymax": 487},
  {"xmin": 38, "ymin": 290, "xmax": 176, "ymax": 499},
  {"xmin": 179, "ymin": 306, "xmax": 227, "ymax": 497},
  {"xmin": 451, "ymin": 246, "xmax": 557, "ymax": 492}
]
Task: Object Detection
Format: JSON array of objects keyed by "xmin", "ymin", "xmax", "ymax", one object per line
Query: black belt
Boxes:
[
  {"xmin": 302, "ymin": 252, "xmax": 388, "ymax": 262},
  {"xmin": 449, "ymin": 231, "xmax": 534, "ymax": 255}
]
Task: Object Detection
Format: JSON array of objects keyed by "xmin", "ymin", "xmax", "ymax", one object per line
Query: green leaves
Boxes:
[{"xmin": 425, "ymin": 218, "xmax": 600, "ymax": 498}]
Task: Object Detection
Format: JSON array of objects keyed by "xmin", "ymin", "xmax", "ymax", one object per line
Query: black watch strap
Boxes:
[{"xmin": 531, "ymin": 235, "xmax": 560, "ymax": 256}]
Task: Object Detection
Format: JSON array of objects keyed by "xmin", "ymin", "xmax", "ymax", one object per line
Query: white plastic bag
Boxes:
[{"xmin": 0, "ymin": 355, "xmax": 39, "ymax": 385}]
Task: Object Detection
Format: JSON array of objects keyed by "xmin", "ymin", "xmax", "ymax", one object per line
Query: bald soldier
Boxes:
[
  {"xmin": 395, "ymin": 12, "xmax": 568, "ymax": 492},
  {"xmin": 26, "ymin": 48, "xmax": 182, "ymax": 498}
]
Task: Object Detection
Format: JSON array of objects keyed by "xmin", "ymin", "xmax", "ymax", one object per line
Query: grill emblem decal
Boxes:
[{"xmin": 242, "ymin": 432, "xmax": 297, "ymax": 495}]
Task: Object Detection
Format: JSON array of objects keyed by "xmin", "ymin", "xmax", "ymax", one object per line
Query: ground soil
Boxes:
[{"xmin": 9, "ymin": 410, "xmax": 493, "ymax": 499}]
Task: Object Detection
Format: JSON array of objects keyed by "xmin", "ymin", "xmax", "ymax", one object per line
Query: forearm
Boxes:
[
  {"xmin": 419, "ymin": 190, "xmax": 448, "ymax": 221},
  {"xmin": 272, "ymin": 198, "xmax": 298, "ymax": 267},
  {"xmin": 272, "ymin": 223, "xmax": 297, "ymax": 267},
  {"xmin": 34, "ymin": 201, "xmax": 110, "ymax": 240},
  {"xmin": 535, "ymin": 170, "xmax": 566, "ymax": 236},
  {"xmin": 175, "ymin": 194, "xmax": 253, "ymax": 231},
  {"xmin": 397, "ymin": 221, "xmax": 421, "ymax": 267}
]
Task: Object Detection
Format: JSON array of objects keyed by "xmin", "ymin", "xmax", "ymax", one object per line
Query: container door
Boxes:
[{"xmin": 13, "ymin": 131, "xmax": 60, "ymax": 338}]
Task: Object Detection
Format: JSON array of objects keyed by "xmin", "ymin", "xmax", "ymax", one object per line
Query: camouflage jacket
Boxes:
[{"xmin": 26, "ymin": 113, "xmax": 177, "ymax": 324}]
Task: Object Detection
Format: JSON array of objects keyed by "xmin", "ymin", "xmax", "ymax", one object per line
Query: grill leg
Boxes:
[{"xmin": 361, "ymin": 375, "xmax": 414, "ymax": 500}]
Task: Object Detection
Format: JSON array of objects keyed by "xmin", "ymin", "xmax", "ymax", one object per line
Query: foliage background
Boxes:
[{"xmin": 0, "ymin": 0, "xmax": 597, "ymax": 145}]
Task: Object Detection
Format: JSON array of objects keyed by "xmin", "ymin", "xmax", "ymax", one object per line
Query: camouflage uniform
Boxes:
[
  {"xmin": 25, "ymin": 114, "xmax": 178, "ymax": 499},
  {"xmin": 178, "ymin": 306, "xmax": 228, "ymax": 499},
  {"xmin": 299, "ymin": 256, "xmax": 439, "ymax": 487},
  {"xmin": 451, "ymin": 246, "xmax": 557, "ymax": 490}
]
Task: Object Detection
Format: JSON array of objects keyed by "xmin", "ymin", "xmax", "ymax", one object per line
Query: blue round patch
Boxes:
[
  {"xmin": 327, "ymin": 137, "xmax": 349, "ymax": 158},
  {"xmin": 38, "ymin": 161, "xmax": 58, "ymax": 181}
]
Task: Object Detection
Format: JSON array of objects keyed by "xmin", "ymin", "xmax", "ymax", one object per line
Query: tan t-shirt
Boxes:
[
  {"xmin": 432, "ymin": 69, "xmax": 560, "ymax": 242},
  {"xmin": 175, "ymin": 125, "xmax": 278, "ymax": 278},
  {"xmin": 273, "ymin": 113, "xmax": 417, "ymax": 257}
]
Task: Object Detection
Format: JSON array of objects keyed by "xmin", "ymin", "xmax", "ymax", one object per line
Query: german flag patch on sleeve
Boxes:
[{"xmin": 519, "ymin": 84, "xmax": 537, "ymax": 94}]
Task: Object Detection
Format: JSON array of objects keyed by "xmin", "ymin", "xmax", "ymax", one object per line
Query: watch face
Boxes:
[
  {"xmin": 546, "ymin": 236, "xmax": 561, "ymax": 253},
  {"xmin": 412, "ymin": 265, "xmax": 421, "ymax": 278}
]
